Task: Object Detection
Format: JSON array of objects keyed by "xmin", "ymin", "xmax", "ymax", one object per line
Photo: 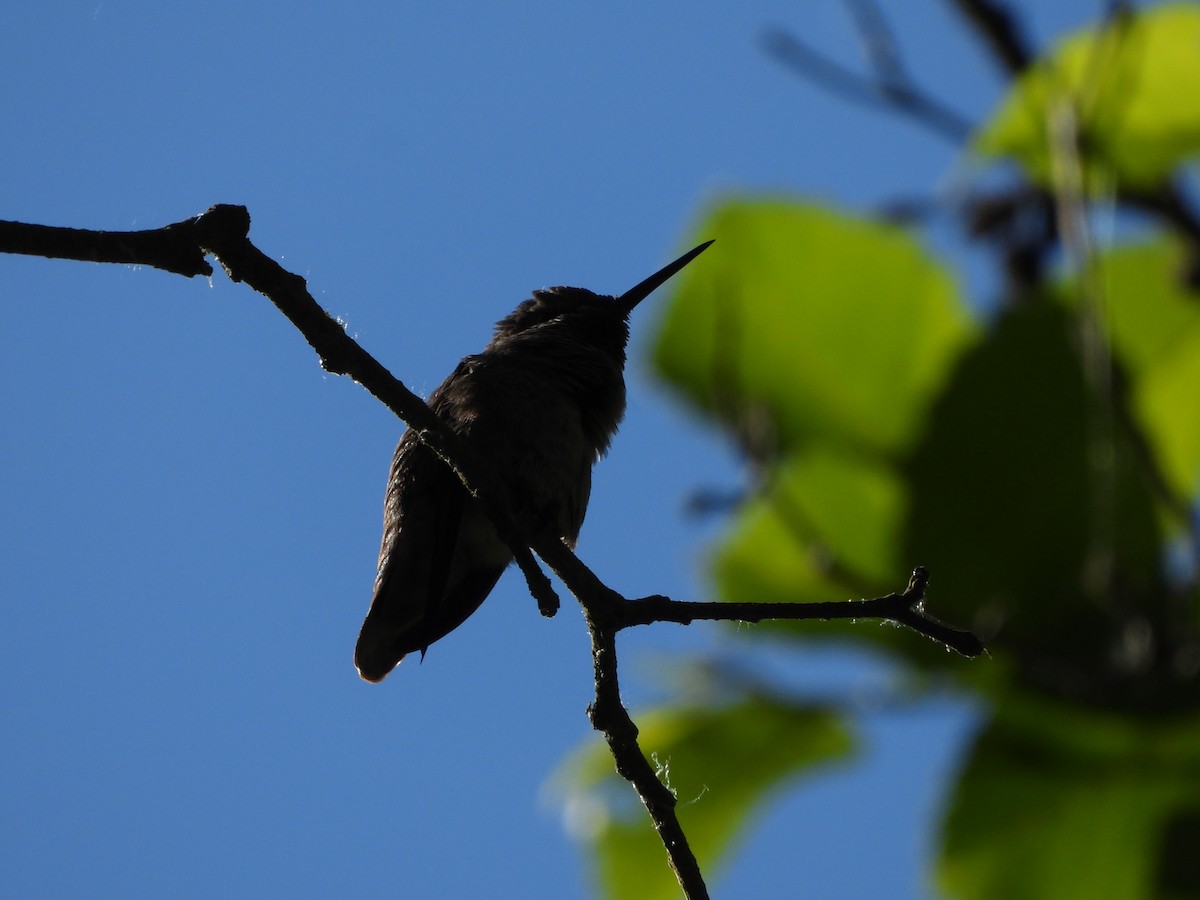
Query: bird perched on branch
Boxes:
[{"xmin": 354, "ymin": 241, "xmax": 712, "ymax": 682}]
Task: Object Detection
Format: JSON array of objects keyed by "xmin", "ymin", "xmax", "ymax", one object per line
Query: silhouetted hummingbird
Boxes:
[{"xmin": 354, "ymin": 241, "xmax": 712, "ymax": 682}]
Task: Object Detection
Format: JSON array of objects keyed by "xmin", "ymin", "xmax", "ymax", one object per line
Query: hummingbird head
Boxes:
[
  {"xmin": 486, "ymin": 240, "xmax": 714, "ymax": 363},
  {"xmin": 489, "ymin": 287, "xmax": 632, "ymax": 364}
]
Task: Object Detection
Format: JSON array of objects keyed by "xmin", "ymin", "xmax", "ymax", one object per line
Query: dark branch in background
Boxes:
[
  {"xmin": 950, "ymin": 0, "xmax": 1200, "ymax": 290},
  {"xmin": 1122, "ymin": 180, "xmax": 1200, "ymax": 290},
  {"xmin": 684, "ymin": 487, "xmax": 747, "ymax": 518},
  {"xmin": 1124, "ymin": 178, "xmax": 1200, "ymax": 250},
  {"xmin": 845, "ymin": 0, "xmax": 908, "ymax": 86},
  {"xmin": 761, "ymin": 1, "xmax": 1054, "ymax": 299},
  {"xmin": 964, "ymin": 186, "xmax": 1059, "ymax": 297},
  {"xmin": 949, "ymin": 1, "xmax": 1200, "ymax": 593},
  {"xmin": 762, "ymin": 0, "xmax": 975, "ymax": 145},
  {"xmin": 768, "ymin": 0, "xmax": 1200, "ymax": 300},
  {"xmin": 0, "ymin": 207, "xmax": 983, "ymax": 900},
  {"xmin": 948, "ymin": 0, "xmax": 1033, "ymax": 75},
  {"xmin": 951, "ymin": 0, "xmax": 1200, "ymax": 558}
]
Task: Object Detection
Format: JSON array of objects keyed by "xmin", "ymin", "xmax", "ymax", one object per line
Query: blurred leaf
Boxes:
[
  {"xmin": 939, "ymin": 697, "xmax": 1200, "ymax": 900},
  {"xmin": 653, "ymin": 199, "xmax": 974, "ymax": 458},
  {"xmin": 713, "ymin": 449, "xmax": 905, "ymax": 601},
  {"xmin": 612, "ymin": 11, "xmax": 1200, "ymax": 897},
  {"xmin": 975, "ymin": 4, "xmax": 1200, "ymax": 187},
  {"xmin": 903, "ymin": 299, "xmax": 1168, "ymax": 680},
  {"xmin": 707, "ymin": 297, "xmax": 1167, "ymax": 675},
  {"xmin": 904, "ymin": 301, "xmax": 1090, "ymax": 624},
  {"xmin": 1096, "ymin": 240, "xmax": 1200, "ymax": 503},
  {"xmin": 555, "ymin": 698, "xmax": 852, "ymax": 900}
]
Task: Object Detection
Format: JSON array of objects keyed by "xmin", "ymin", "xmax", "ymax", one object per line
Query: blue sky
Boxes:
[{"xmin": 2, "ymin": 2, "xmax": 1105, "ymax": 897}]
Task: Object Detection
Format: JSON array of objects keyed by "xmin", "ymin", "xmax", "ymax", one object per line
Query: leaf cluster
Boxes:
[{"xmin": 562, "ymin": 5, "xmax": 1200, "ymax": 897}]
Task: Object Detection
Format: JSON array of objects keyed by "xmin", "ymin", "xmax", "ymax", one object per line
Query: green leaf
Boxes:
[
  {"xmin": 1095, "ymin": 240, "xmax": 1200, "ymax": 503},
  {"xmin": 903, "ymin": 302, "xmax": 1091, "ymax": 623},
  {"xmin": 903, "ymin": 299, "xmax": 1167, "ymax": 672},
  {"xmin": 713, "ymin": 449, "xmax": 906, "ymax": 602},
  {"xmin": 939, "ymin": 697, "xmax": 1200, "ymax": 900},
  {"xmin": 554, "ymin": 699, "xmax": 853, "ymax": 900},
  {"xmin": 975, "ymin": 4, "xmax": 1200, "ymax": 188},
  {"xmin": 652, "ymin": 199, "xmax": 974, "ymax": 458}
]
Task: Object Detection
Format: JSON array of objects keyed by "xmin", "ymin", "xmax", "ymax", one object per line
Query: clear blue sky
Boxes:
[{"xmin": 2, "ymin": 3, "xmax": 1102, "ymax": 897}]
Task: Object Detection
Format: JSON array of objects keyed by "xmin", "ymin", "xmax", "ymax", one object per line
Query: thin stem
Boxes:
[{"xmin": 624, "ymin": 567, "xmax": 985, "ymax": 658}]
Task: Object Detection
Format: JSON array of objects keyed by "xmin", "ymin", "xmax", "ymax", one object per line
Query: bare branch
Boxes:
[
  {"xmin": 2, "ymin": 207, "xmax": 985, "ymax": 900},
  {"xmin": 535, "ymin": 528, "xmax": 983, "ymax": 900},
  {"xmin": 1121, "ymin": 179, "xmax": 1200, "ymax": 291},
  {"xmin": 946, "ymin": 0, "xmax": 1034, "ymax": 75},
  {"xmin": 845, "ymin": 0, "xmax": 913, "ymax": 85},
  {"xmin": 0, "ymin": 216, "xmax": 213, "ymax": 277},
  {"xmin": 0, "ymin": 206, "xmax": 561, "ymax": 618},
  {"xmin": 587, "ymin": 628, "xmax": 711, "ymax": 899},
  {"xmin": 624, "ymin": 566, "xmax": 986, "ymax": 658},
  {"xmin": 761, "ymin": 24, "xmax": 974, "ymax": 143}
]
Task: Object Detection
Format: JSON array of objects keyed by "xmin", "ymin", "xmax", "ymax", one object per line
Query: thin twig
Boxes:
[
  {"xmin": 761, "ymin": 25, "xmax": 974, "ymax": 143},
  {"xmin": 624, "ymin": 567, "xmax": 985, "ymax": 658},
  {"xmin": 845, "ymin": 0, "xmax": 908, "ymax": 86}
]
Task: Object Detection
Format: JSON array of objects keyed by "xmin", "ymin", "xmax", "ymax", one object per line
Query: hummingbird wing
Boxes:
[{"xmin": 354, "ymin": 415, "xmax": 512, "ymax": 682}]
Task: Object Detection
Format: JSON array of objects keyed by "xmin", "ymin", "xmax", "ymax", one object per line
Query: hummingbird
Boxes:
[{"xmin": 354, "ymin": 241, "xmax": 712, "ymax": 682}]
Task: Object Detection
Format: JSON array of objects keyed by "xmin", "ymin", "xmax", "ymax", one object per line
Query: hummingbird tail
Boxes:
[{"xmin": 354, "ymin": 631, "xmax": 407, "ymax": 683}]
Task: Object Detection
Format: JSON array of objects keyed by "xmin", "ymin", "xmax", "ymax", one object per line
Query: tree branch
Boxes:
[
  {"xmin": 1, "ymin": 207, "xmax": 985, "ymax": 900},
  {"xmin": 534, "ymin": 532, "xmax": 982, "ymax": 900},
  {"xmin": 0, "ymin": 206, "xmax": 560, "ymax": 617},
  {"xmin": 587, "ymin": 627, "xmax": 711, "ymax": 899},
  {"xmin": 623, "ymin": 567, "xmax": 986, "ymax": 658},
  {"xmin": 0, "ymin": 216, "xmax": 214, "ymax": 277}
]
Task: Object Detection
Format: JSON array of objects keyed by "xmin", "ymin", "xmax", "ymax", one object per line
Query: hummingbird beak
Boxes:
[{"xmin": 616, "ymin": 240, "xmax": 713, "ymax": 315}]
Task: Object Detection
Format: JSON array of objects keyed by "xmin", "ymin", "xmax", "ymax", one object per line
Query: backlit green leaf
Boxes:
[
  {"xmin": 713, "ymin": 450, "xmax": 906, "ymax": 603},
  {"xmin": 1095, "ymin": 240, "xmax": 1200, "ymax": 502},
  {"xmin": 940, "ymin": 697, "xmax": 1200, "ymax": 900},
  {"xmin": 653, "ymin": 200, "xmax": 974, "ymax": 458},
  {"xmin": 975, "ymin": 4, "xmax": 1200, "ymax": 187}
]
